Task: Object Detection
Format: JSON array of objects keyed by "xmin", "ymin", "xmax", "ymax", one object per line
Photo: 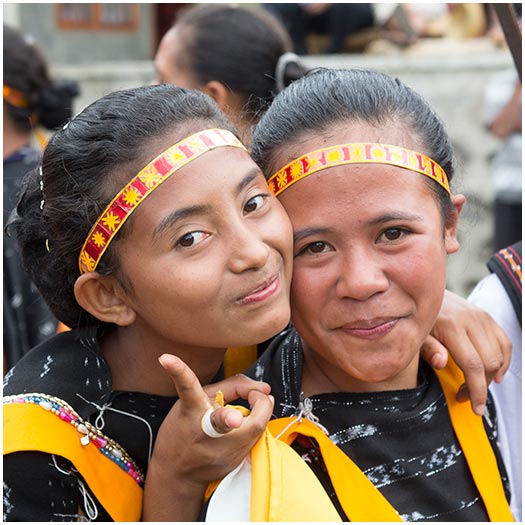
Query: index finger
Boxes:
[{"xmin": 158, "ymin": 354, "xmax": 211, "ymax": 410}]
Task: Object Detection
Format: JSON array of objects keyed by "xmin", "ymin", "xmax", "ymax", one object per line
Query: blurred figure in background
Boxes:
[
  {"xmin": 3, "ymin": 24, "xmax": 79, "ymax": 372},
  {"xmin": 154, "ymin": 4, "xmax": 307, "ymax": 143},
  {"xmin": 263, "ymin": 3, "xmax": 375, "ymax": 54},
  {"xmin": 484, "ymin": 72, "xmax": 521, "ymax": 252}
]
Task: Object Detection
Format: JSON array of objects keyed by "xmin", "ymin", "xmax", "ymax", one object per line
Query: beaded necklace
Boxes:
[{"xmin": 4, "ymin": 393, "xmax": 144, "ymax": 487}]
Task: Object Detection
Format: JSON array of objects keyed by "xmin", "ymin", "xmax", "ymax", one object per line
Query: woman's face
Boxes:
[
  {"xmin": 273, "ymin": 122, "xmax": 463, "ymax": 392},
  {"xmin": 116, "ymin": 138, "xmax": 293, "ymax": 350}
]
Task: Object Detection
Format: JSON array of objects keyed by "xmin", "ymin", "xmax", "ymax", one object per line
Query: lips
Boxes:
[
  {"xmin": 237, "ymin": 274, "xmax": 280, "ymax": 304},
  {"xmin": 339, "ymin": 317, "xmax": 401, "ymax": 340}
]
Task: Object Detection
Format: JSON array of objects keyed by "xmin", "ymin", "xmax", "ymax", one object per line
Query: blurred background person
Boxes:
[
  {"xmin": 263, "ymin": 3, "xmax": 375, "ymax": 54},
  {"xmin": 3, "ymin": 24, "xmax": 79, "ymax": 372},
  {"xmin": 154, "ymin": 4, "xmax": 307, "ymax": 143},
  {"xmin": 484, "ymin": 70, "xmax": 521, "ymax": 252}
]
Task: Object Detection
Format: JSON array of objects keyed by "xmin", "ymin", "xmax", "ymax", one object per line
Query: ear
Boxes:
[
  {"xmin": 202, "ymin": 80, "xmax": 232, "ymax": 113},
  {"xmin": 444, "ymin": 193, "xmax": 466, "ymax": 254},
  {"xmin": 74, "ymin": 272, "xmax": 136, "ymax": 327}
]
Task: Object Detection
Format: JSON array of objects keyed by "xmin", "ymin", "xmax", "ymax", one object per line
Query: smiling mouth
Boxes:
[
  {"xmin": 237, "ymin": 274, "xmax": 280, "ymax": 304},
  {"xmin": 339, "ymin": 318, "xmax": 401, "ymax": 340}
]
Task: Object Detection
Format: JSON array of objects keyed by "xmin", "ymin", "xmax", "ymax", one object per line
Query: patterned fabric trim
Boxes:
[
  {"xmin": 487, "ymin": 241, "xmax": 522, "ymax": 326},
  {"xmin": 267, "ymin": 143, "xmax": 450, "ymax": 197}
]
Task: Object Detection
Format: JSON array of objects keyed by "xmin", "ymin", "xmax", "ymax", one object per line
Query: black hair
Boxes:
[
  {"xmin": 3, "ymin": 24, "xmax": 79, "ymax": 132},
  {"xmin": 175, "ymin": 5, "xmax": 307, "ymax": 121},
  {"xmin": 251, "ymin": 68, "xmax": 456, "ymax": 218},
  {"xmin": 7, "ymin": 84, "xmax": 235, "ymax": 329}
]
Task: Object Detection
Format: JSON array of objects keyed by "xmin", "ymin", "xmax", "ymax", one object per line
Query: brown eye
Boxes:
[
  {"xmin": 176, "ymin": 231, "xmax": 208, "ymax": 248},
  {"xmin": 296, "ymin": 241, "xmax": 332, "ymax": 257},
  {"xmin": 382, "ymin": 228, "xmax": 403, "ymax": 241},
  {"xmin": 244, "ymin": 195, "xmax": 265, "ymax": 213},
  {"xmin": 309, "ymin": 241, "xmax": 327, "ymax": 253}
]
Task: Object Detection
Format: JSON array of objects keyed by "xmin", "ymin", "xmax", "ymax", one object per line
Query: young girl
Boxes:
[
  {"xmin": 3, "ymin": 84, "xmax": 293, "ymax": 521},
  {"xmin": 245, "ymin": 67, "xmax": 513, "ymax": 521},
  {"xmin": 145, "ymin": 69, "xmax": 514, "ymax": 521}
]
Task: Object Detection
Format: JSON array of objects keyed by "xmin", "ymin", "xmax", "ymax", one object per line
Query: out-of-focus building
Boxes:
[{"xmin": 3, "ymin": 4, "xmax": 189, "ymax": 63}]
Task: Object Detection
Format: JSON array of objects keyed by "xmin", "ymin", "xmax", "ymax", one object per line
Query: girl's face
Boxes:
[
  {"xmin": 116, "ymin": 140, "xmax": 293, "ymax": 350},
  {"xmin": 272, "ymin": 122, "xmax": 463, "ymax": 393}
]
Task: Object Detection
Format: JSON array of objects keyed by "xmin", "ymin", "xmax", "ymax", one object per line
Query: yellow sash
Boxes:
[
  {"xmin": 223, "ymin": 345, "xmax": 258, "ymax": 378},
  {"xmin": 249, "ymin": 427, "xmax": 343, "ymax": 522},
  {"xmin": 435, "ymin": 359, "xmax": 514, "ymax": 522},
  {"xmin": 268, "ymin": 418, "xmax": 402, "ymax": 522},
  {"xmin": 3, "ymin": 402, "xmax": 142, "ymax": 521},
  {"xmin": 266, "ymin": 359, "xmax": 513, "ymax": 522}
]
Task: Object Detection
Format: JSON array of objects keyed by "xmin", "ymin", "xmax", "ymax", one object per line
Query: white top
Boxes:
[{"xmin": 469, "ymin": 273, "xmax": 522, "ymax": 520}]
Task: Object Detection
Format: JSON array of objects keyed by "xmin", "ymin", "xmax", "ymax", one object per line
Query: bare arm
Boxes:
[
  {"xmin": 143, "ymin": 355, "xmax": 273, "ymax": 521},
  {"xmin": 421, "ymin": 290, "xmax": 511, "ymax": 416}
]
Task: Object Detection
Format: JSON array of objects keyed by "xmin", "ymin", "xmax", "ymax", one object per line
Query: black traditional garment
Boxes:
[
  {"xmin": 3, "ymin": 327, "xmax": 181, "ymax": 521},
  {"xmin": 246, "ymin": 326, "xmax": 510, "ymax": 522},
  {"xmin": 4, "ymin": 146, "xmax": 57, "ymax": 370}
]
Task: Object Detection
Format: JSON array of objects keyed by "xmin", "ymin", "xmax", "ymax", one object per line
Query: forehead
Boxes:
[
  {"xmin": 131, "ymin": 145, "xmax": 261, "ymax": 223},
  {"xmin": 274, "ymin": 122, "xmax": 439, "ymax": 222}
]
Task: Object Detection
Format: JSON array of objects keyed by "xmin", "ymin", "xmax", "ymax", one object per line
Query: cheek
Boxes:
[
  {"xmin": 290, "ymin": 265, "xmax": 327, "ymax": 317},
  {"xmin": 397, "ymin": 241, "xmax": 447, "ymax": 305}
]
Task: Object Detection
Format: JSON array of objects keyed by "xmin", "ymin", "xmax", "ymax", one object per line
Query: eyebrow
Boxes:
[
  {"xmin": 152, "ymin": 168, "xmax": 263, "ymax": 239},
  {"xmin": 369, "ymin": 212, "xmax": 425, "ymax": 225},
  {"xmin": 293, "ymin": 227, "xmax": 332, "ymax": 244},
  {"xmin": 237, "ymin": 168, "xmax": 263, "ymax": 193},
  {"xmin": 292, "ymin": 212, "xmax": 424, "ymax": 243},
  {"xmin": 153, "ymin": 204, "xmax": 212, "ymax": 240}
]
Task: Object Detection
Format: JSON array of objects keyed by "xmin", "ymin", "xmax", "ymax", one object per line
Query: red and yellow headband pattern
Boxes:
[
  {"xmin": 267, "ymin": 143, "xmax": 450, "ymax": 197},
  {"xmin": 3, "ymin": 85, "xmax": 29, "ymax": 109},
  {"xmin": 79, "ymin": 128, "xmax": 245, "ymax": 274}
]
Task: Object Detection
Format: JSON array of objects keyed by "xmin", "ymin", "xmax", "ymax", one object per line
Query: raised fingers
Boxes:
[{"xmin": 158, "ymin": 354, "xmax": 211, "ymax": 410}]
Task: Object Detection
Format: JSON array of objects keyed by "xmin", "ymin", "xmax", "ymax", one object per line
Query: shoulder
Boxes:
[{"xmin": 3, "ymin": 329, "xmax": 112, "ymax": 416}]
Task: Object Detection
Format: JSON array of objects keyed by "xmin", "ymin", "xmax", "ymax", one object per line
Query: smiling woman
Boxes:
[
  {"xmin": 2, "ymin": 84, "xmax": 292, "ymax": 521},
  {"xmin": 172, "ymin": 68, "xmax": 512, "ymax": 522}
]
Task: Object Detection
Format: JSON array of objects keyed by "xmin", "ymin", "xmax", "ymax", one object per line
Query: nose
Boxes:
[
  {"xmin": 335, "ymin": 247, "xmax": 389, "ymax": 301},
  {"xmin": 228, "ymin": 221, "xmax": 270, "ymax": 274}
]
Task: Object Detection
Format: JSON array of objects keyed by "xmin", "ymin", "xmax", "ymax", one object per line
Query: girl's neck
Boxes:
[
  {"xmin": 300, "ymin": 342, "xmax": 420, "ymax": 397},
  {"xmin": 100, "ymin": 326, "xmax": 226, "ymax": 396}
]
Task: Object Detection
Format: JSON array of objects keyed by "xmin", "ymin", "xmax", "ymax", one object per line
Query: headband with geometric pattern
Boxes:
[
  {"xmin": 267, "ymin": 143, "xmax": 450, "ymax": 197},
  {"xmin": 79, "ymin": 128, "xmax": 245, "ymax": 274}
]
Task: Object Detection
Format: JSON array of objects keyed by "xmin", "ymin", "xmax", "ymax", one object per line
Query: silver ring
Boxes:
[{"xmin": 201, "ymin": 407, "xmax": 224, "ymax": 438}]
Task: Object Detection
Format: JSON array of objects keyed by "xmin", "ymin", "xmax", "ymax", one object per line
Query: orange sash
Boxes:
[{"xmin": 4, "ymin": 402, "xmax": 142, "ymax": 521}]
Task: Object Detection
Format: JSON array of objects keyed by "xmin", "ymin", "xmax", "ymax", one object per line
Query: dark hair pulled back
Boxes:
[
  {"xmin": 8, "ymin": 84, "xmax": 234, "ymax": 329},
  {"xmin": 3, "ymin": 24, "xmax": 79, "ymax": 132},
  {"xmin": 177, "ymin": 5, "xmax": 307, "ymax": 119},
  {"xmin": 252, "ymin": 68, "xmax": 456, "ymax": 216}
]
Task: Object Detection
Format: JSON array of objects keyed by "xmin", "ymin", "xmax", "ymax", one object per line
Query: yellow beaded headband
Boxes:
[
  {"xmin": 79, "ymin": 128, "xmax": 245, "ymax": 274},
  {"xmin": 267, "ymin": 142, "xmax": 450, "ymax": 197}
]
